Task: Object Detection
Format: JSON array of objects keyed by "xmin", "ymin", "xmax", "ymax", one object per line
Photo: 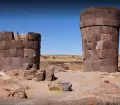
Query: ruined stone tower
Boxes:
[
  {"xmin": 80, "ymin": 7, "xmax": 120, "ymax": 72},
  {"xmin": 0, "ymin": 31, "xmax": 41, "ymax": 70}
]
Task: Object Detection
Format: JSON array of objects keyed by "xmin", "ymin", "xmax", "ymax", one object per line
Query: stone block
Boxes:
[
  {"xmin": 10, "ymin": 40, "xmax": 23, "ymax": 49},
  {"xmin": 24, "ymin": 49, "xmax": 37, "ymax": 57},
  {"xmin": 80, "ymin": 18, "xmax": 120, "ymax": 28},
  {"xmin": 9, "ymin": 49, "xmax": 24, "ymax": 57},
  {"xmin": 26, "ymin": 32, "xmax": 41, "ymax": 41},
  {"xmin": 2, "ymin": 32, "xmax": 14, "ymax": 41},
  {"xmin": 102, "ymin": 26, "xmax": 118, "ymax": 35},
  {"xmin": 0, "ymin": 41, "xmax": 10, "ymax": 50},
  {"xmin": 23, "ymin": 41, "xmax": 34, "ymax": 49},
  {"xmin": 87, "ymin": 35, "xmax": 93, "ymax": 42},
  {"xmin": 22, "ymin": 57, "xmax": 37, "ymax": 64},
  {"xmin": 98, "ymin": 49, "xmax": 117, "ymax": 59},
  {"xmin": 99, "ymin": 66, "xmax": 117, "ymax": 72},
  {"xmin": 33, "ymin": 41, "xmax": 40, "ymax": 50},
  {"xmin": 12, "ymin": 57, "xmax": 22, "ymax": 66},
  {"xmin": 98, "ymin": 59, "xmax": 117, "ymax": 66},
  {"xmin": 96, "ymin": 41, "xmax": 118, "ymax": 50},
  {"xmin": 0, "ymin": 58, "xmax": 5, "ymax": 70},
  {"xmin": 101, "ymin": 34, "xmax": 118, "ymax": 42},
  {"xmin": 89, "ymin": 50, "xmax": 99, "ymax": 59},
  {"xmin": 0, "ymin": 50, "xmax": 9, "ymax": 57},
  {"xmin": 84, "ymin": 59, "xmax": 99, "ymax": 72},
  {"xmin": 84, "ymin": 49, "xmax": 90, "ymax": 59},
  {"xmin": 87, "ymin": 42, "xmax": 93, "ymax": 50},
  {"xmin": 4, "ymin": 57, "xmax": 12, "ymax": 66},
  {"xmin": 0, "ymin": 50, "xmax": 5, "ymax": 57}
]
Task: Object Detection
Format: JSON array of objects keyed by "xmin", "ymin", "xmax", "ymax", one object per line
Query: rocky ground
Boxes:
[{"xmin": 1, "ymin": 69, "xmax": 120, "ymax": 105}]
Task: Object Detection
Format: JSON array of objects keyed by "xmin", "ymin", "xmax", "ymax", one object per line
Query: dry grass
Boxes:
[
  {"xmin": 40, "ymin": 55, "xmax": 120, "ymax": 70},
  {"xmin": 40, "ymin": 55, "xmax": 83, "ymax": 70}
]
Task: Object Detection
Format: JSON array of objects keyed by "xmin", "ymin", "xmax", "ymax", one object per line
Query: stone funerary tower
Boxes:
[
  {"xmin": 0, "ymin": 31, "xmax": 41, "ymax": 70},
  {"xmin": 80, "ymin": 7, "xmax": 120, "ymax": 72}
]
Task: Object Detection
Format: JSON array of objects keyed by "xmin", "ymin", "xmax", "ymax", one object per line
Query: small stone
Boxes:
[
  {"xmin": 104, "ymin": 80, "xmax": 109, "ymax": 83},
  {"xmin": 48, "ymin": 81, "xmax": 72, "ymax": 92}
]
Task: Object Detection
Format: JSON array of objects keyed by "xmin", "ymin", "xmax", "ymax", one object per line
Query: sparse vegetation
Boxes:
[{"xmin": 40, "ymin": 55, "xmax": 83, "ymax": 70}]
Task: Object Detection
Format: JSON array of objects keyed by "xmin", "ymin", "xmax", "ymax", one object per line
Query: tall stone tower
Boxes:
[{"xmin": 80, "ymin": 7, "xmax": 120, "ymax": 72}]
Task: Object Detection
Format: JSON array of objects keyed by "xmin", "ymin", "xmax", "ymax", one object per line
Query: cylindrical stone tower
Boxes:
[{"xmin": 80, "ymin": 6, "xmax": 120, "ymax": 72}]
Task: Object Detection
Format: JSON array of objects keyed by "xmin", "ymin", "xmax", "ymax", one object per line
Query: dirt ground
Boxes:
[{"xmin": 1, "ymin": 70, "xmax": 120, "ymax": 105}]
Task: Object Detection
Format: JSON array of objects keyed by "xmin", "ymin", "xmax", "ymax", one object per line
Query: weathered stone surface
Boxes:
[
  {"xmin": 33, "ymin": 41, "xmax": 40, "ymax": 49},
  {"xmin": 23, "ymin": 40, "xmax": 34, "ymax": 49},
  {"xmin": 2, "ymin": 32, "xmax": 14, "ymax": 41},
  {"xmin": 26, "ymin": 32, "xmax": 41, "ymax": 41},
  {"xmin": 98, "ymin": 49, "xmax": 118, "ymax": 59},
  {"xmin": 24, "ymin": 49, "xmax": 37, "ymax": 57},
  {"xmin": 99, "ymin": 66, "xmax": 118, "ymax": 72},
  {"xmin": 84, "ymin": 59, "xmax": 99, "ymax": 72},
  {"xmin": 22, "ymin": 57, "xmax": 37, "ymax": 64},
  {"xmin": 0, "ymin": 41, "xmax": 10, "ymax": 50},
  {"xmin": 0, "ymin": 32, "xmax": 14, "ymax": 41},
  {"xmin": 4, "ymin": 57, "xmax": 12, "ymax": 67},
  {"xmin": 80, "ymin": 7, "xmax": 120, "ymax": 28},
  {"xmin": 0, "ymin": 58, "xmax": 4, "ymax": 70},
  {"xmin": 10, "ymin": 40, "xmax": 23, "ymax": 49},
  {"xmin": 9, "ymin": 49, "xmax": 24, "ymax": 57},
  {"xmin": 80, "ymin": 19, "xmax": 120, "ymax": 28},
  {"xmin": 96, "ymin": 41, "xmax": 118, "ymax": 50},
  {"xmin": 12, "ymin": 57, "xmax": 22, "ymax": 67},
  {"xmin": 98, "ymin": 59, "xmax": 117, "ymax": 66},
  {"xmin": 46, "ymin": 70, "xmax": 55, "ymax": 81},
  {"xmin": 45, "ymin": 66, "xmax": 58, "ymax": 81}
]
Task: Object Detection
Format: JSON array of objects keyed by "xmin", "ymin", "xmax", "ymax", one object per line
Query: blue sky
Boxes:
[{"xmin": 0, "ymin": 2, "xmax": 120, "ymax": 55}]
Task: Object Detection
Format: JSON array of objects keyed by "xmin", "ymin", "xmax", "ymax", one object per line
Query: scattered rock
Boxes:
[
  {"xmin": 48, "ymin": 81, "xmax": 72, "ymax": 92},
  {"xmin": 23, "ymin": 70, "xmax": 36, "ymax": 80},
  {"xmin": 0, "ymin": 79, "xmax": 29, "ymax": 99},
  {"xmin": 5, "ymin": 88, "xmax": 27, "ymax": 99},
  {"xmin": 5, "ymin": 69, "xmax": 36, "ymax": 80},
  {"xmin": 0, "ymin": 71, "xmax": 11, "ymax": 80},
  {"xmin": 104, "ymin": 80, "xmax": 109, "ymax": 83}
]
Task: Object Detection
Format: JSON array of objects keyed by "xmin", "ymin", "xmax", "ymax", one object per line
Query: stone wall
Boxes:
[
  {"xmin": 80, "ymin": 7, "xmax": 120, "ymax": 72},
  {"xmin": 0, "ymin": 31, "xmax": 41, "ymax": 70}
]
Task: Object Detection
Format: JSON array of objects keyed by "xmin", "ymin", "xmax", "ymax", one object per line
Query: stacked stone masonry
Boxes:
[
  {"xmin": 80, "ymin": 6, "xmax": 120, "ymax": 72},
  {"xmin": 0, "ymin": 31, "xmax": 41, "ymax": 70}
]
